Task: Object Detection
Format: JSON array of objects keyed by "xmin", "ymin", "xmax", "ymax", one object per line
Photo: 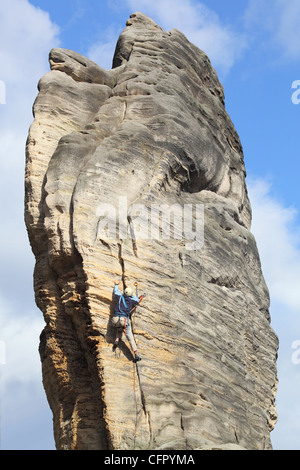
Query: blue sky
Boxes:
[{"xmin": 0, "ymin": 0, "xmax": 300, "ymax": 450}]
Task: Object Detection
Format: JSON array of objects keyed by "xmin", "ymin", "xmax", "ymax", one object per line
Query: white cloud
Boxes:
[
  {"xmin": 275, "ymin": 0, "xmax": 300, "ymax": 60},
  {"xmin": 0, "ymin": 0, "xmax": 60, "ymax": 450},
  {"xmin": 0, "ymin": 296, "xmax": 44, "ymax": 387},
  {"xmin": 0, "ymin": 0, "xmax": 60, "ymax": 83},
  {"xmin": 88, "ymin": 40, "xmax": 116, "ymax": 70},
  {"xmin": 0, "ymin": 295, "xmax": 55, "ymax": 450},
  {"xmin": 248, "ymin": 177, "xmax": 300, "ymax": 312},
  {"xmin": 87, "ymin": 26, "xmax": 119, "ymax": 70},
  {"xmin": 248, "ymin": 177, "xmax": 300, "ymax": 450},
  {"xmin": 0, "ymin": 0, "xmax": 60, "ymax": 323},
  {"xmin": 245, "ymin": 0, "xmax": 300, "ymax": 61},
  {"xmin": 0, "ymin": 0, "xmax": 60, "ymax": 284},
  {"xmin": 0, "ymin": 0, "xmax": 60, "ymax": 135}
]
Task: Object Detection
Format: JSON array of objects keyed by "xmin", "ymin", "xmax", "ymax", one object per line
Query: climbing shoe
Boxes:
[
  {"xmin": 134, "ymin": 354, "xmax": 142, "ymax": 363},
  {"xmin": 113, "ymin": 340, "xmax": 119, "ymax": 351}
]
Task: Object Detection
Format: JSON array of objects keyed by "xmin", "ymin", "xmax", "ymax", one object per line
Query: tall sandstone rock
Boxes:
[{"xmin": 25, "ymin": 13, "xmax": 278, "ymax": 450}]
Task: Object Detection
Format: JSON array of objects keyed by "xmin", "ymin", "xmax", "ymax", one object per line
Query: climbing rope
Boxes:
[{"xmin": 133, "ymin": 282, "xmax": 143, "ymax": 450}]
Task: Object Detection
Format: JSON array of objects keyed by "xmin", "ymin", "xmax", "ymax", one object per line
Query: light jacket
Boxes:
[{"xmin": 113, "ymin": 285, "xmax": 140, "ymax": 318}]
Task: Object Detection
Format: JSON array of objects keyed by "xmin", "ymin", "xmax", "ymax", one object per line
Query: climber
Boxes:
[{"xmin": 112, "ymin": 280, "xmax": 142, "ymax": 362}]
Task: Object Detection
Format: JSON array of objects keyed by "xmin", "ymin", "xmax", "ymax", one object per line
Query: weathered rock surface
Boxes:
[{"xmin": 25, "ymin": 12, "xmax": 278, "ymax": 450}]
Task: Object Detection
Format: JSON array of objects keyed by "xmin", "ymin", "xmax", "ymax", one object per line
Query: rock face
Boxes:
[{"xmin": 25, "ymin": 12, "xmax": 278, "ymax": 450}]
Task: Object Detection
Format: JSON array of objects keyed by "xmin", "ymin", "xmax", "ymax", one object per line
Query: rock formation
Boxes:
[{"xmin": 25, "ymin": 12, "xmax": 278, "ymax": 450}]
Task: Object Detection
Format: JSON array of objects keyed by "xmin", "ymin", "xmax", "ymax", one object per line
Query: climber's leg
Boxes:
[
  {"xmin": 111, "ymin": 317, "xmax": 141, "ymax": 361},
  {"xmin": 128, "ymin": 324, "xmax": 137, "ymax": 353},
  {"xmin": 111, "ymin": 316, "xmax": 125, "ymax": 348},
  {"xmin": 128, "ymin": 322, "xmax": 141, "ymax": 362}
]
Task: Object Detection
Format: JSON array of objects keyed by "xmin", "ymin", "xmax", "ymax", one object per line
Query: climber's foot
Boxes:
[{"xmin": 134, "ymin": 354, "xmax": 142, "ymax": 362}]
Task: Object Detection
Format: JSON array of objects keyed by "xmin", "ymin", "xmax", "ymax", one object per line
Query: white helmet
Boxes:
[{"xmin": 124, "ymin": 287, "xmax": 133, "ymax": 296}]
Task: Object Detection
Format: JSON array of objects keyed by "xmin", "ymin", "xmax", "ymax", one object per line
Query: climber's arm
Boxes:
[{"xmin": 114, "ymin": 281, "xmax": 121, "ymax": 297}]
